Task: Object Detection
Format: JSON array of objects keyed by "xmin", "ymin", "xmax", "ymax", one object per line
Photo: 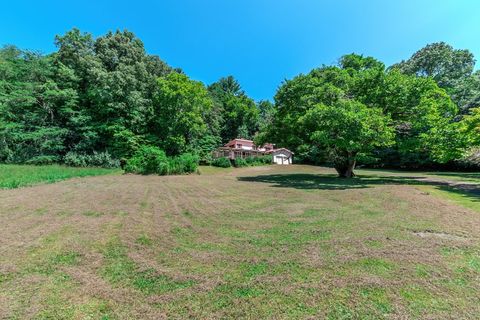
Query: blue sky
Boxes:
[{"xmin": 1, "ymin": 0, "xmax": 479, "ymax": 100}]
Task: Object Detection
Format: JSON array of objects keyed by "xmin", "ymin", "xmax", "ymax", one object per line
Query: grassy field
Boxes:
[
  {"xmin": 0, "ymin": 164, "xmax": 121, "ymax": 189},
  {"xmin": 0, "ymin": 165, "xmax": 479, "ymax": 319},
  {"xmin": 357, "ymin": 168, "xmax": 480, "ymax": 184}
]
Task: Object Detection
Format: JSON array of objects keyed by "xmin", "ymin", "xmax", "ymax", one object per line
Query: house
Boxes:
[
  {"xmin": 224, "ymin": 138, "xmax": 256, "ymax": 150},
  {"xmin": 224, "ymin": 139, "xmax": 275, "ymax": 152},
  {"xmin": 266, "ymin": 148, "xmax": 294, "ymax": 165},
  {"xmin": 213, "ymin": 138, "xmax": 294, "ymax": 165},
  {"xmin": 258, "ymin": 143, "xmax": 275, "ymax": 152}
]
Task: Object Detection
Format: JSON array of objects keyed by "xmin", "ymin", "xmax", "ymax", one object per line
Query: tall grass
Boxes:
[{"xmin": 0, "ymin": 164, "xmax": 121, "ymax": 189}]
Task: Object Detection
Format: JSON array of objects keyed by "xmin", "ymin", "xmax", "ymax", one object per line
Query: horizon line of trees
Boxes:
[
  {"xmin": 258, "ymin": 44, "xmax": 480, "ymax": 176},
  {"xmin": 1, "ymin": 28, "xmax": 479, "ymax": 176},
  {"xmin": 0, "ymin": 28, "xmax": 267, "ymax": 167}
]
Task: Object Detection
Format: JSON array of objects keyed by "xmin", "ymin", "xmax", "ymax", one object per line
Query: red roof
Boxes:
[{"xmin": 224, "ymin": 138, "xmax": 255, "ymax": 147}]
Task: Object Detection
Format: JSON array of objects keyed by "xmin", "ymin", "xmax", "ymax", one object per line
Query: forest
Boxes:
[{"xmin": 1, "ymin": 28, "xmax": 479, "ymax": 177}]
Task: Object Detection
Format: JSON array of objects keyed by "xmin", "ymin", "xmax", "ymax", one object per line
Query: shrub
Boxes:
[
  {"xmin": 260, "ymin": 155, "xmax": 273, "ymax": 164},
  {"xmin": 124, "ymin": 146, "xmax": 169, "ymax": 175},
  {"xmin": 63, "ymin": 152, "xmax": 87, "ymax": 167},
  {"xmin": 87, "ymin": 152, "xmax": 120, "ymax": 168},
  {"xmin": 168, "ymin": 153, "xmax": 199, "ymax": 175},
  {"xmin": 245, "ymin": 156, "xmax": 256, "ymax": 165},
  {"xmin": 124, "ymin": 146, "xmax": 199, "ymax": 175},
  {"xmin": 63, "ymin": 151, "xmax": 120, "ymax": 168},
  {"xmin": 25, "ymin": 155, "xmax": 59, "ymax": 165},
  {"xmin": 211, "ymin": 157, "xmax": 232, "ymax": 168},
  {"xmin": 255, "ymin": 155, "xmax": 273, "ymax": 165},
  {"xmin": 244, "ymin": 155, "xmax": 272, "ymax": 166},
  {"xmin": 234, "ymin": 157, "xmax": 248, "ymax": 167}
]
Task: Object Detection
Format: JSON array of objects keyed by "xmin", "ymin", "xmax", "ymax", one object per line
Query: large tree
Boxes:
[
  {"xmin": 394, "ymin": 42, "xmax": 475, "ymax": 88},
  {"xmin": 300, "ymin": 100, "xmax": 394, "ymax": 177},
  {"xmin": 53, "ymin": 28, "xmax": 175, "ymax": 157},
  {"xmin": 208, "ymin": 76, "xmax": 259, "ymax": 142},
  {"xmin": 263, "ymin": 54, "xmax": 460, "ymax": 171},
  {"xmin": 151, "ymin": 72, "xmax": 212, "ymax": 156},
  {"xmin": 394, "ymin": 42, "xmax": 478, "ymax": 114},
  {"xmin": 0, "ymin": 46, "xmax": 76, "ymax": 163}
]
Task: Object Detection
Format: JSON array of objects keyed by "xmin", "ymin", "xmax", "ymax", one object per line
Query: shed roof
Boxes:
[{"xmin": 266, "ymin": 148, "xmax": 294, "ymax": 155}]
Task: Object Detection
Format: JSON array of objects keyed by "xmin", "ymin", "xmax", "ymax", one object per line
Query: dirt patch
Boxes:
[{"xmin": 413, "ymin": 230, "xmax": 469, "ymax": 242}]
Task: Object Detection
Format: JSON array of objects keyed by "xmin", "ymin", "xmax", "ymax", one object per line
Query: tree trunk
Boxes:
[{"xmin": 334, "ymin": 154, "xmax": 356, "ymax": 178}]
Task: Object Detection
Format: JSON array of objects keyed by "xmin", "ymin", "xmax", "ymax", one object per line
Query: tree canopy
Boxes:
[
  {"xmin": 261, "ymin": 53, "xmax": 469, "ymax": 176},
  {"xmin": 393, "ymin": 42, "xmax": 479, "ymax": 114},
  {"xmin": 0, "ymin": 29, "xmax": 258, "ymax": 164},
  {"xmin": 1, "ymin": 32, "xmax": 479, "ymax": 176},
  {"xmin": 208, "ymin": 76, "xmax": 260, "ymax": 142},
  {"xmin": 300, "ymin": 100, "xmax": 394, "ymax": 177}
]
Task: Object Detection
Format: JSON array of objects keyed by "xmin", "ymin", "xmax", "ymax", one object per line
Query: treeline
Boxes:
[
  {"xmin": 259, "ymin": 44, "xmax": 480, "ymax": 174},
  {"xmin": 0, "ymin": 29, "xmax": 267, "ymax": 167},
  {"xmin": 0, "ymin": 30, "xmax": 479, "ymax": 173}
]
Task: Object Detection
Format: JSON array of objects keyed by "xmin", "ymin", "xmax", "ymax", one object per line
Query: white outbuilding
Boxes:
[{"xmin": 268, "ymin": 148, "xmax": 294, "ymax": 165}]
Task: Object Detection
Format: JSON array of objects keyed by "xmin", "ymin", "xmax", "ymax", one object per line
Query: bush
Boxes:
[
  {"xmin": 63, "ymin": 152, "xmax": 87, "ymax": 167},
  {"xmin": 245, "ymin": 156, "xmax": 256, "ymax": 165},
  {"xmin": 168, "ymin": 153, "xmax": 199, "ymax": 174},
  {"xmin": 244, "ymin": 155, "xmax": 272, "ymax": 166},
  {"xmin": 234, "ymin": 157, "xmax": 248, "ymax": 167},
  {"xmin": 63, "ymin": 151, "xmax": 120, "ymax": 168},
  {"xmin": 25, "ymin": 155, "xmax": 59, "ymax": 165},
  {"xmin": 125, "ymin": 146, "xmax": 199, "ymax": 175},
  {"xmin": 212, "ymin": 156, "xmax": 271, "ymax": 168},
  {"xmin": 257, "ymin": 155, "xmax": 273, "ymax": 165},
  {"xmin": 211, "ymin": 157, "xmax": 232, "ymax": 168},
  {"xmin": 124, "ymin": 146, "xmax": 169, "ymax": 175},
  {"xmin": 88, "ymin": 151, "xmax": 120, "ymax": 168}
]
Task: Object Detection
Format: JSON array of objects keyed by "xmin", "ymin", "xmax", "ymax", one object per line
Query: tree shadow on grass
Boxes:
[{"xmin": 237, "ymin": 173, "xmax": 480, "ymax": 203}]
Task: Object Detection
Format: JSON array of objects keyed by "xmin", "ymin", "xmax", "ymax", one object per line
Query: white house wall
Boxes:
[{"xmin": 272, "ymin": 151, "xmax": 292, "ymax": 165}]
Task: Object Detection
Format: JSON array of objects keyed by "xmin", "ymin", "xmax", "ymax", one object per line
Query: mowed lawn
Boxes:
[
  {"xmin": 0, "ymin": 165, "xmax": 479, "ymax": 319},
  {"xmin": 0, "ymin": 164, "xmax": 121, "ymax": 189}
]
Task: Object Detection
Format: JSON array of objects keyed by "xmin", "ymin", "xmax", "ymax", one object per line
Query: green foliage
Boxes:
[
  {"xmin": 245, "ymin": 156, "xmax": 257, "ymax": 165},
  {"xmin": 264, "ymin": 53, "xmax": 466, "ymax": 172},
  {"xmin": 393, "ymin": 42, "xmax": 479, "ymax": 114},
  {"xmin": 245, "ymin": 155, "xmax": 272, "ymax": 166},
  {"xmin": 124, "ymin": 145, "xmax": 198, "ymax": 175},
  {"xmin": 25, "ymin": 155, "xmax": 59, "ymax": 165},
  {"xmin": 167, "ymin": 153, "xmax": 199, "ymax": 175},
  {"xmin": 1, "ymin": 29, "xmax": 261, "ymax": 166},
  {"xmin": 124, "ymin": 145, "xmax": 169, "ymax": 175},
  {"xmin": 63, "ymin": 151, "xmax": 120, "ymax": 168},
  {"xmin": 196, "ymin": 134, "xmax": 222, "ymax": 164},
  {"xmin": 208, "ymin": 76, "xmax": 259, "ymax": 142},
  {"xmin": 211, "ymin": 157, "xmax": 232, "ymax": 168},
  {"xmin": 459, "ymin": 107, "xmax": 480, "ymax": 145},
  {"xmin": 153, "ymin": 73, "xmax": 212, "ymax": 155},
  {"xmin": 1, "ymin": 33, "xmax": 479, "ymax": 172},
  {"xmin": 257, "ymin": 100, "xmax": 275, "ymax": 131},
  {"xmin": 234, "ymin": 157, "xmax": 248, "ymax": 167},
  {"xmin": 301, "ymin": 100, "xmax": 394, "ymax": 154},
  {"xmin": 301, "ymin": 100, "xmax": 394, "ymax": 176},
  {"xmin": 394, "ymin": 42, "xmax": 474, "ymax": 89}
]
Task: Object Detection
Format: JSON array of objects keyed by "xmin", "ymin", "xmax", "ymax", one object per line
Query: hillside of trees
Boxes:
[{"xmin": 1, "ymin": 29, "xmax": 479, "ymax": 175}]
